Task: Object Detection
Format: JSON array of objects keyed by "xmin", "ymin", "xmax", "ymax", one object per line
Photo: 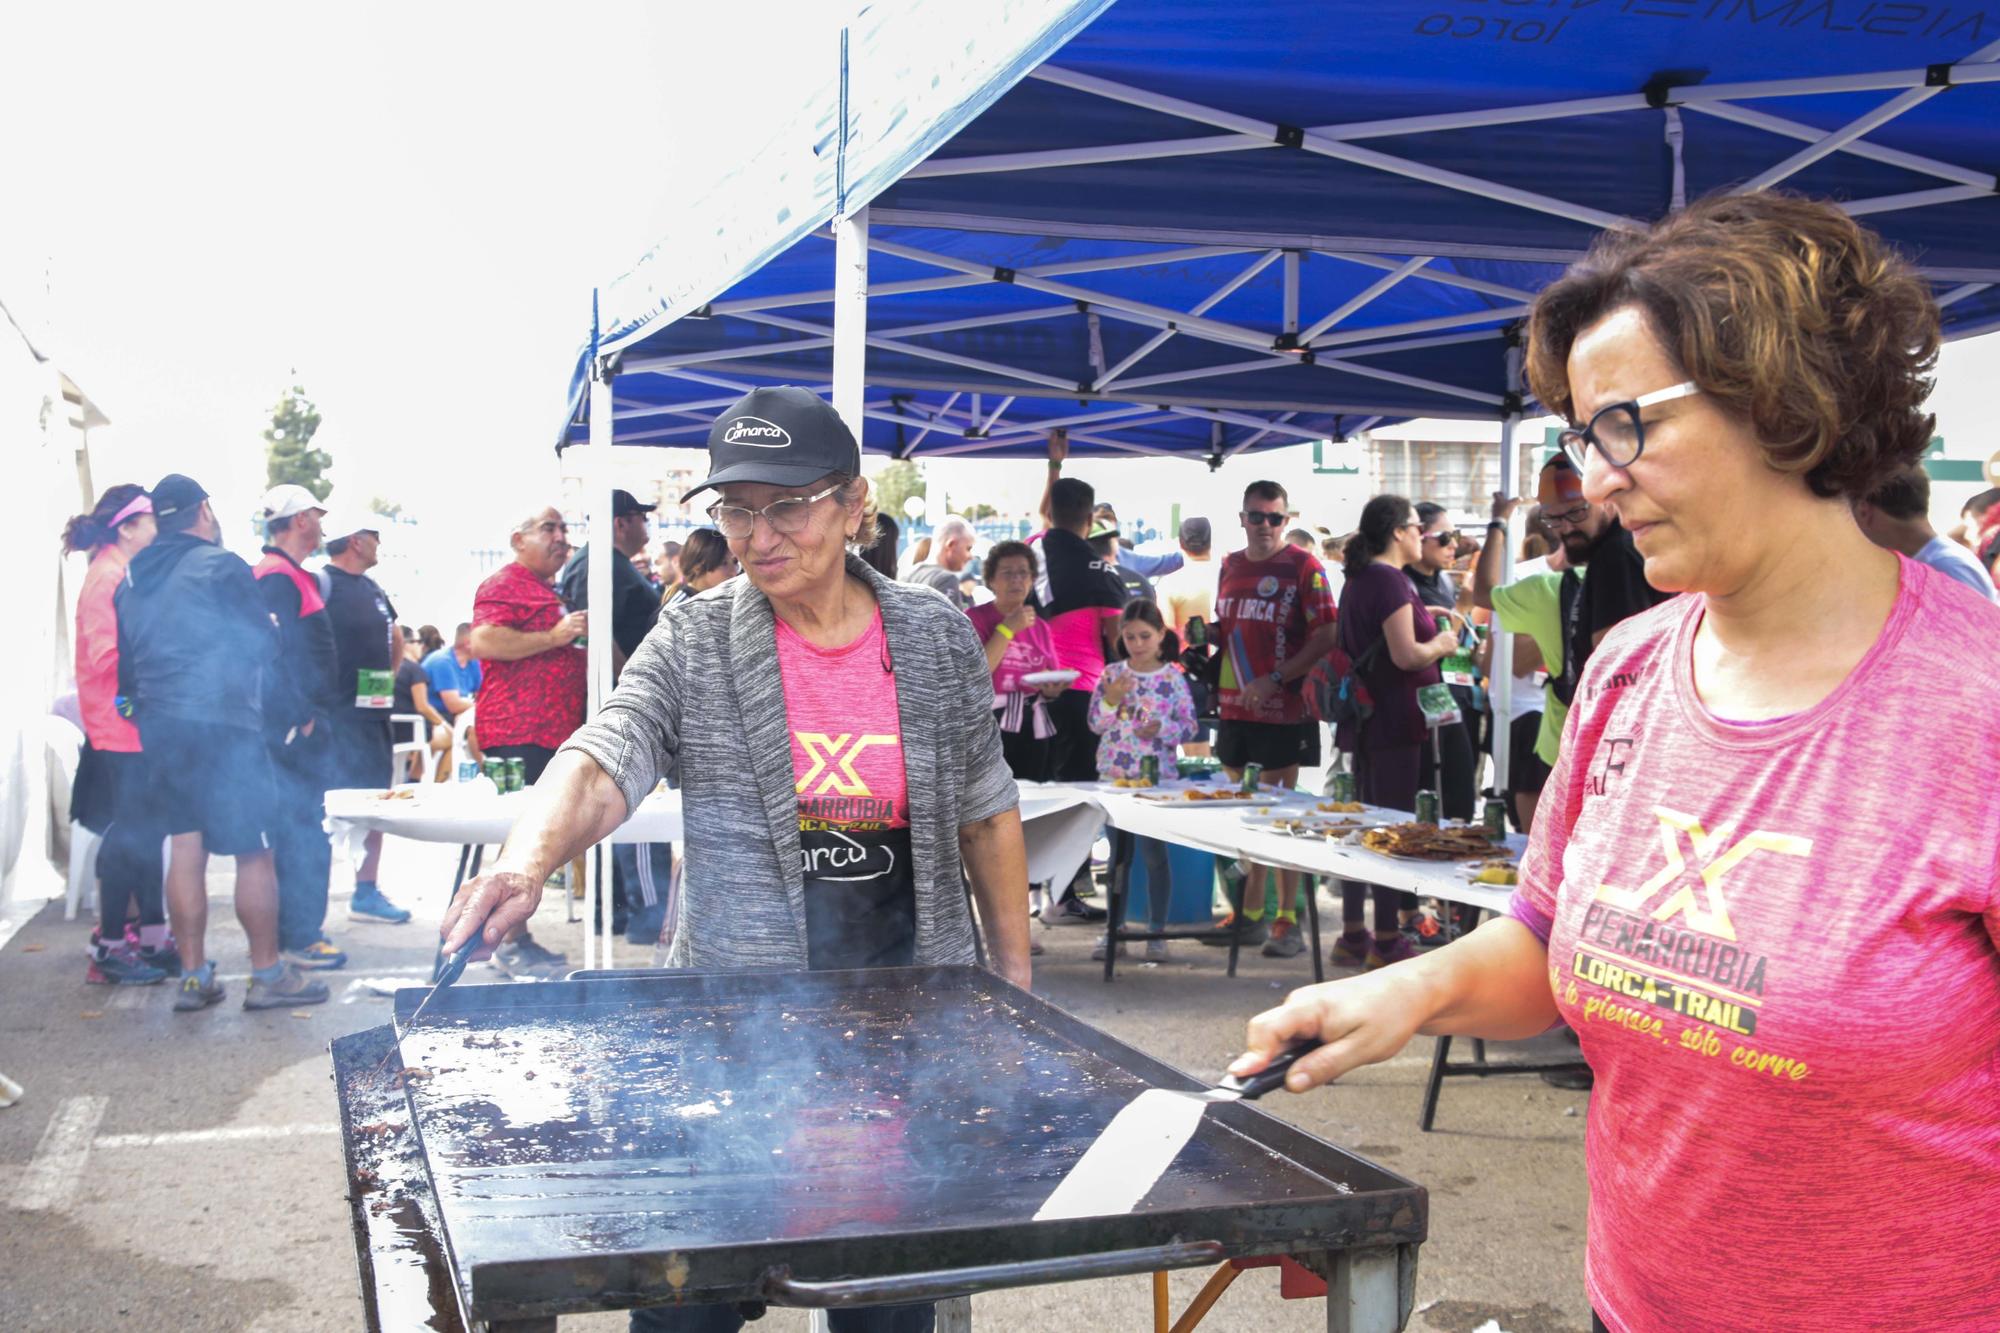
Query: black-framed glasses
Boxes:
[
  {"xmin": 1241, "ymin": 511, "xmax": 1288, "ymax": 527},
  {"xmin": 1559, "ymin": 382, "xmax": 1699, "ymax": 472},
  {"xmin": 706, "ymin": 482, "xmax": 842, "ymax": 540}
]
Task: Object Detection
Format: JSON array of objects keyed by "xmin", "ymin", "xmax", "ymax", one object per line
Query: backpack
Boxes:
[{"xmin": 1313, "ymin": 629, "xmax": 1384, "ymax": 728}]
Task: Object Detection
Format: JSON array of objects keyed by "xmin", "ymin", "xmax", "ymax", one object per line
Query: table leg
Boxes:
[
  {"xmin": 936, "ymin": 1296, "xmax": 973, "ymax": 1332},
  {"xmin": 1223, "ymin": 857, "xmax": 1244, "ymax": 980},
  {"xmin": 1313, "ymin": 1245, "xmax": 1414, "ymax": 1333},
  {"xmin": 1420, "ymin": 1035, "xmax": 1451, "ymax": 1133},
  {"xmin": 1103, "ymin": 831, "xmax": 1130, "ymax": 983},
  {"xmin": 1302, "ymin": 873, "xmax": 1324, "ymax": 984}
]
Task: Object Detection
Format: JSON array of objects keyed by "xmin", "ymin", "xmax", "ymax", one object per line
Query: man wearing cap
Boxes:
[
  {"xmin": 558, "ymin": 489, "xmax": 675, "ymax": 943},
  {"xmin": 1089, "ymin": 521, "xmax": 1153, "ymax": 604},
  {"xmin": 253, "ymin": 485, "xmax": 353, "ymax": 971},
  {"xmin": 445, "ymin": 391, "xmax": 1031, "ymax": 1276},
  {"xmin": 559, "ymin": 489, "xmax": 668, "ymax": 666},
  {"xmin": 116, "ymin": 474, "xmax": 330, "ymax": 1012},
  {"xmin": 900, "ymin": 514, "xmax": 975, "ymax": 610},
  {"xmin": 321, "ymin": 513, "xmax": 415, "ymax": 925},
  {"xmin": 1088, "ymin": 499, "xmax": 1184, "ymax": 582}
]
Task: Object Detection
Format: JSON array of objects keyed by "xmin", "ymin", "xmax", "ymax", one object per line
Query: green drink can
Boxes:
[
  {"xmin": 1483, "ymin": 796, "xmax": 1509, "ymax": 841},
  {"xmin": 1238, "ymin": 762, "xmax": 1263, "ymax": 795},
  {"xmin": 1415, "ymin": 789, "xmax": 1440, "ymax": 825},
  {"xmin": 1331, "ymin": 771, "xmax": 1357, "ymax": 804},
  {"xmin": 482, "ymin": 759, "xmax": 504, "ymax": 787},
  {"xmin": 505, "ymin": 757, "xmax": 526, "ymax": 793},
  {"xmin": 1139, "ymin": 756, "xmax": 1160, "ymax": 787}
]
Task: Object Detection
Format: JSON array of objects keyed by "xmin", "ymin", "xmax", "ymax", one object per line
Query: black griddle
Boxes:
[{"xmin": 347, "ymin": 965, "xmax": 1425, "ymax": 1327}]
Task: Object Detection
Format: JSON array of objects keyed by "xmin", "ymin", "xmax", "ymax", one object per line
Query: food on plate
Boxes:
[
  {"xmin": 1474, "ymin": 863, "xmax": 1520, "ymax": 885},
  {"xmin": 1360, "ymin": 823, "xmax": 1497, "ymax": 860},
  {"xmin": 1316, "ymin": 800, "xmax": 1366, "ymax": 813},
  {"xmin": 376, "ymin": 787, "xmax": 418, "ymax": 801},
  {"xmin": 1110, "ymin": 777, "xmax": 1155, "ymax": 789}
]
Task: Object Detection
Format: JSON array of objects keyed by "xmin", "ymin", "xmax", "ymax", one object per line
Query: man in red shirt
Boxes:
[
  {"xmin": 1206, "ymin": 480, "xmax": 1341, "ymax": 958},
  {"xmin": 467, "ymin": 505, "xmax": 588, "ymax": 978}
]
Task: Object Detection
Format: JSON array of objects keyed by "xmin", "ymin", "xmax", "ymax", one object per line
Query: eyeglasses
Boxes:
[
  {"xmin": 1559, "ymin": 382, "xmax": 1699, "ymax": 472},
  {"xmin": 706, "ymin": 483, "xmax": 842, "ymax": 540},
  {"xmin": 1424, "ymin": 530, "xmax": 1457, "ymax": 546},
  {"xmin": 1542, "ymin": 504, "xmax": 1592, "ymax": 529},
  {"xmin": 1241, "ymin": 511, "xmax": 1288, "ymax": 528}
]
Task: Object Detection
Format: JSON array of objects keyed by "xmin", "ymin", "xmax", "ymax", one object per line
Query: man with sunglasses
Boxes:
[{"xmin": 1205, "ymin": 480, "xmax": 1341, "ymax": 958}]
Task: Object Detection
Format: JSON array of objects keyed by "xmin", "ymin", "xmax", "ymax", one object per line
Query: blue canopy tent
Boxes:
[{"xmin": 558, "ymin": 0, "xmax": 2000, "ymax": 968}]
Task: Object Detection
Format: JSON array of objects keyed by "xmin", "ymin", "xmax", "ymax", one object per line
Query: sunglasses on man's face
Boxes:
[{"xmin": 1241, "ymin": 511, "xmax": 1288, "ymax": 527}]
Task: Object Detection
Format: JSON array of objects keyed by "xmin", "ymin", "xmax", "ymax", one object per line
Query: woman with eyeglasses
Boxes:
[
  {"xmin": 1329, "ymin": 494, "xmax": 1465, "ymax": 969},
  {"xmin": 966, "ymin": 540, "xmax": 1067, "ymax": 783},
  {"xmin": 1237, "ymin": 195, "xmax": 2000, "ymax": 1333}
]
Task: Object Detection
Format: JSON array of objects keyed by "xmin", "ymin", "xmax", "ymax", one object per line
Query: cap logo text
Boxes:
[{"xmin": 723, "ymin": 416, "xmax": 792, "ymax": 449}]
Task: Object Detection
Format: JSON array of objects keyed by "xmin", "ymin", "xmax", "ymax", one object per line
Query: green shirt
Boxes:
[{"xmin": 1490, "ymin": 569, "xmax": 1578, "ymax": 766}]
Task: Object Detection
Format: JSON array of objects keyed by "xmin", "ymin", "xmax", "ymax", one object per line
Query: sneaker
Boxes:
[
  {"xmin": 244, "ymin": 962, "xmax": 330, "ymax": 1010},
  {"xmin": 1144, "ymin": 939, "xmax": 1170, "ymax": 963},
  {"xmin": 1366, "ymin": 935, "xmax": 1419, "ymax": 970},
  {"xmin": 1040, "ymin": 895, "xmax": 1106, "ymax": 926},
  {"xmin": 1329, "ymin": 930, "xmax": 1371, "ymax": 968},
  {"xmin": 1260, "ymin": 918, "xmax": 1305, "ymax": 958},
  {"xmin": 1089, "ymin": 938, "xmax": 1129, "ymax": 962},
  {"xmin": 1199, "ymin": 913, "xmax": 1267, "ymax": 948},
  {"xmin": 491, "ymin": 934, "xmax": 569, "ymax": 980},
  {"xmin": 137, "ymin": 940, "xmax": 183, "ymax": 977},
  {"xmin": 86, "ymin": 948, "xmax": 167, "ymax": 987},
  {"xmin": 1405, "ymin": 913, "xmax": 1449, "ymax": 949},
  {"xmin": 173, "ymin": 964, "xmax": 227, "ymax": 1012},
  {"xmin": 350, "ymin": 882, "xmax": 413, "ymax": 924},
  {"xmin": 283, "ymin": 937, "xmax": 349, "ymax": 971}
]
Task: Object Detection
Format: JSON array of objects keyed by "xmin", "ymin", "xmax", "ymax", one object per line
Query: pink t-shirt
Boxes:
[
  {"xmin": 1512, "ymin": 557, "xmax": 2000, "ymax": 1332},
  {"xmin": 965, "ymin": 603, "xmax": 1062, "ymax": 703},
  {"xmin": 774, "ymin": 610, "xmax": 914, "ymax": 970}
]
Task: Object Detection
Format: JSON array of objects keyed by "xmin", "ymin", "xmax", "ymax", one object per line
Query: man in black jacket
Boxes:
[
  {"xmin": 116, "ymin": 475, "xmax": 329, "ymax": 1013},
  {"xmin": 253, "ymin": 484, "xmax": 350, "ymax": 972}
]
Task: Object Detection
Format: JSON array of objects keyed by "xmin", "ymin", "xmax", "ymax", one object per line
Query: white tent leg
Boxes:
[
  {"xmin": 1489, "ymin": 339, "xmax": 1523, "ymax": 806},
  {"xmin": 585, "ymin": 368, "xmax": 617, "ymax": 973},
  {"xmin": 833, "ymin": 207, "xmax": 869, "ymax": 441}
]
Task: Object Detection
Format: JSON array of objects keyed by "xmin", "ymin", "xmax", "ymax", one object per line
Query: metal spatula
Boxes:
[
  {"xmin": 1034, "ymin": 1040, "xmax": 1323, "ymax": 1221},
  {"xmin": 373, "ymin": 941, "xmax": 478, "ymax": 1074}
]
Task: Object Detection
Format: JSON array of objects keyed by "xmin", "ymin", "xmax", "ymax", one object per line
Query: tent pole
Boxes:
[
  {"xmin": 585, "ymin": 362, "xmax": 616, "ymax": 973},
  {"xmin": 1489, "ymin": 337, "xmax": 1523, "ymax": 812},
  {"xmin": 833, "ymin": 206, "xmax": 869, "ymax": 444}
]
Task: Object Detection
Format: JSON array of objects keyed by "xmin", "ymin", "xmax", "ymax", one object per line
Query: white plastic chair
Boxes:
[
  {"xmin": 389, "ymin": 712, "xmax": 427, "ymax": 786},
  {"xmin": 44, "ymin": 714, "xmax": 97, "ymax": 921}
]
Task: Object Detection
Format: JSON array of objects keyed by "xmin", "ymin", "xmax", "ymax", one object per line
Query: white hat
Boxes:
[
  {"xmin": 259, "ymin": 484, "xmax": 326, "ymax": 522},
  {"xmin": 321, "ymin": 510, "xmax": 380, "ymax": 543}
]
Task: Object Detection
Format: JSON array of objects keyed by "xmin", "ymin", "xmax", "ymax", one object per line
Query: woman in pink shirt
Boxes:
[
  {"xmin": 1232, "ymin": 195, "xmax": 1999, "ymax": 1332},
  {"xmin": 63, "ymin": 483, "xmax": 178, "ymax": 985},
  {"xmin": 965, "ymin": 541, "xmax": 1067, "ymax": 783}
]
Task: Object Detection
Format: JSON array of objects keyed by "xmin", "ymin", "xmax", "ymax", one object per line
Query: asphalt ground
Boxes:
[{"xmin": 0, "ymin": 839, "xmax": 1590, "ymax": 1333}]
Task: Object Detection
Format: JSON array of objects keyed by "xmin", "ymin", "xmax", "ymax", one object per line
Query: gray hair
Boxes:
[{"xmin": 934, "ymin": 515, "xmax": 975, "ymax": 544}]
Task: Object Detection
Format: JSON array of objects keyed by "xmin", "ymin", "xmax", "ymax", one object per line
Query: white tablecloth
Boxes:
[{"xmin": 324, "ymin": 784, "xmax": 1107, "ymax": 893}]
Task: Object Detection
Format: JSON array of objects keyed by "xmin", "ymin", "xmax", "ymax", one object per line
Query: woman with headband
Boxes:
[{"xmin": 62, "ymin": 484, "xmax": 178, "ymax": 984}]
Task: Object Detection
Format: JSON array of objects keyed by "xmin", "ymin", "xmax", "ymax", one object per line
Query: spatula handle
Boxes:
[{"xmin": 1216, "ymin": 1038, "xmax": 1325, "ymax": 1100}]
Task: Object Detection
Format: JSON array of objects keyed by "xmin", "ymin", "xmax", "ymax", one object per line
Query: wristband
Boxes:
[
  {"xmin": 1047, "ymin": 461, "xmax": 1062, "ymax": 474},
  {"xmin": 995, "ymin": 623, "xmax": 1016, "ymax": 641},
  {"xmin": 1486, "ymin": 519, "xmax": 1506, "ymax": 531}
]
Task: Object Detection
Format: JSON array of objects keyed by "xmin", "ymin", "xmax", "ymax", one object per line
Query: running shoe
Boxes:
[
  {"xmin": 85, "ymin": 947, "xmax": 166, "ymax": 987},
  {"xmin": 1199, "ymin": 912, "xmax": 1267, "ymax": 948},
  {"xmin": 1405, "ymin": 912, "xmax": 1449, "ymax": 949},
  {"xmin": 173, "ymin": 964, "xmax": 227, "ymax": 1012},
  {"xmin": 283, "ymin": 937, "xmax": 349, "ymax": 971},
  {"xmin": 244, "ymin": 962, "xmax": 330, "ymax": 1010},
  {"xmin": 491, "ymin": 934, "xmax": 569, "ymax": 980},
  {"xmin": 1089, "ymin": 937, "xmax": 1129, "ymax": 962},
  {"xmin": 137, "ymin": 938, "xmax": 183, "ymax": 977},
  {"xmin": 349, "ymin": 883, "xmax": 413, "ymax": 924},
  {"xmin": 1144, "ymin": 939, "xmax": 1171, "ymax": 963},
  {"xmin": 1260, "ymin": 918, "xmax": 1305, "ymax": 958},
  {"xmin": 1329, "ymin": 930, "xmax": 1372, "ymax": 968},
  {"xmin": 1365, "ymin": 935, "xmax": 1419, "ymax": 970},
  {"xmin": 1040, "ymin": 894, "xmax": 1106, "ymax": 926}
]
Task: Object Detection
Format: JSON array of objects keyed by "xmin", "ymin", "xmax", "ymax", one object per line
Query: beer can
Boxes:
[
  {"xmin": 457, "ymin": 760, "xmax": 479, "ymax": 783},
  {"xmin": 506, "ymin": 757, "xmax": 526, "ymax": 793},
  {"xmin": 1483, "ymin": 796, "xmax": 1509, "ymax": 841},
  {"xmin": 1331, "ymin": 771, "xmax": 1357, "ymax": 804},
  {"xmin": 1415, "ymin": 789, "xmax": 1440, "ymax": 825},
  {"xmin": 1238, "ymin": 762, "xmax": 1263, "ymax": 795},
  {"xmin": 1140, "ymin": 756, "xmax": 1160, "ymax": 787},
  {"xmin": 482, "ymin": 759, "xmax": 504, "ymax": 787}
]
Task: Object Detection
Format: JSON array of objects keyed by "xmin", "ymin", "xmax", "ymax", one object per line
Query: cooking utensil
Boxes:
[
  {"xmin": 1034, "ymin": 1040, "xmax": 1324, "ymax": 1221},
  {"xmin": 372, "ymin": 942, "xmax": 477, "ymax": 1074}
]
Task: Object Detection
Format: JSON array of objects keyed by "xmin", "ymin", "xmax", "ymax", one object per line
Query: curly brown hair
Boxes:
[{"xmin": 1525, "ymin": 193, "xmax": 1940, "ymax": 502}]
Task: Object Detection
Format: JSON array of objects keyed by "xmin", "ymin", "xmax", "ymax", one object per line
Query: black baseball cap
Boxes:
[
  {"xmin": 151, "ymin": 474, "xmax": 209, "ymax": 522},
  {"xmin": 682, "ymin": 386, "xmax": 860, "ymax": 501},
  {"xmin": 612, "ymin": 488, "xmax": 656, "ymax": 518}
]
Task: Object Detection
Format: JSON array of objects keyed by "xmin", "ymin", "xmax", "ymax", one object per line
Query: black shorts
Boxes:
[
  {"xmin": 134, "ymin": 717, "xmax": 277, "ymax": 857},
  {"xmin": 1508, "ymin": 711, "xmax": 1553, "ymax": 797},
  {"xmin": 326, "ymin": 716, "xmax": 395, "ymax": 790},
  {"xmin": 1215, "ymin": 719, "xmax": 1312, "ymax": 774},
  {"xmin": 71, "ymin": 744, "xmax": 141, "ymax": 835}
]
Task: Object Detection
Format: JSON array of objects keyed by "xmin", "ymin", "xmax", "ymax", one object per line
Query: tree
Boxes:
[
  {"xmin": 959, "ymin": 502, "xmax": 998, "ymax": 521},
  {"xmin": 871, "ymin": 459, "xmax": 925, "ymax": 522},
  {"xmin": 368, "ymin": 497, "xmax": 404, "ymax": 521},
  {"xmin": 264, "ymin": 383, "xmax": 331, "ymax": 500}
]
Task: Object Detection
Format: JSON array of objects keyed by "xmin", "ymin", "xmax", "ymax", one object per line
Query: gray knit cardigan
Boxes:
[{"xmin": 560, "ymin": 553, "xmax": 1018, "ymax": 970}]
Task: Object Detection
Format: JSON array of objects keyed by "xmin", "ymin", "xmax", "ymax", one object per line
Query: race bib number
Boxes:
[{"xmin": 356, "ymin": 668, "xmax": 395, "ymax": 709}]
